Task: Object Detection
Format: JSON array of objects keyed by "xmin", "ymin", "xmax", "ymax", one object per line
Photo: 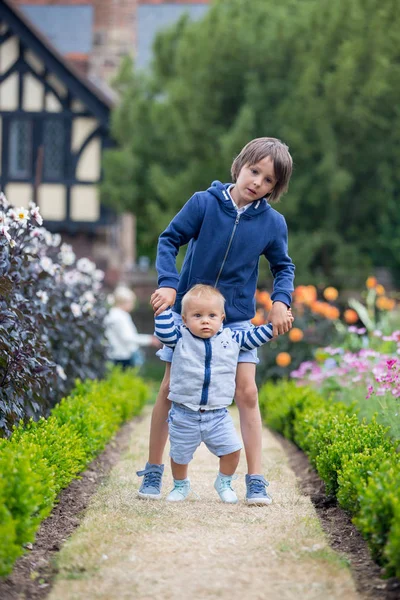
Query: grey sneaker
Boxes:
[
  {"xmin": 136, "ymin": 462, "xmax": 164, "ymax": 499},
  {"xmin": 245, "ymin": 474, "xmax": 272, "ymax": 505}
]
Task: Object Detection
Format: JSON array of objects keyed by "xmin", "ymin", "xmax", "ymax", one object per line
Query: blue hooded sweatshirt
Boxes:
[{"xmin": 156, "ymin": 181, "xmax": 295, "ymax": 323}]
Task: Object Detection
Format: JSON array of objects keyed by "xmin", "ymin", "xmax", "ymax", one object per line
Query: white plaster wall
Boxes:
[
  {"xmin": 71, "ymin": 185, "xmax": 100, "ymax": 221},
  {"xmin": 38, "ymin": 184, "xmax": 66, "ymax": 220},
  {"xmin": 45, "ymin": 92, "xmax": 62, "ymax": 112},
  {"xmin": 25, "ymin": 50, "xmax": 44, "ymax": 75},
  {"xmin": 23, "ymin": 74, "xmax": 44, "ymax": 112},
  {"xmin": 0, "ymin": 36, "xmax": 19, "ymax": 74},
  {"xmin": 46, "ymin": 74, "xmax": 67, "ymax": 99},
  {"xmin": 5, "ymin": 184, "xmax": 33, "ymax": 208},
  {"xmin": 0, "ymin": 73, "xmax": 19, "ymax": 110},
  {"xmin": 76, "ymin": 137, "xmax": 101, "ymax": 181},
  {"xmin": 72, "ymin": 118, "xmax": 97, "ymax": 152}
]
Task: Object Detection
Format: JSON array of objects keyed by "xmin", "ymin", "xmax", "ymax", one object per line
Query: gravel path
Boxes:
[{"xmin": 48, "ymin": 406, "xmax": 360, "ymax": 600}]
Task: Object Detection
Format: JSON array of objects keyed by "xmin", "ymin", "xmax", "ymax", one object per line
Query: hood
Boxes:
[{"xmin": 207, "ymin": 180, "xmax": 271, "ymax": 217}]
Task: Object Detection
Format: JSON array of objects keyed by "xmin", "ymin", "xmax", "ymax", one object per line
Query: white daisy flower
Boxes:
[
  {"xmin": 82, "ymin": 291, "xmax": 95, "ymax": 304},
  {"xmin": 15, "ymin": 207, "xmax": 30, "ymax": 224},
  {"xmin": 40, "ymin": 256, "xmax": 56, "ymax": 275},
  {"xmin": 0, "ymin": 225, "xmax": 12, "ymax": 243},
  {"xmin": 36, "ymin": 290, "xmax": 49, "ymax": 304},
  {"xmin": 76, "ymin": 257, "xmax": 96, "ymax": 274},
  {"xmin": 0, "ymin": 192, "xmax": 9, "ymax": 209},
  {"xmin": 71, "ymin": 302, "xmax": 82, "ymax": 318},
  {"xmin": 93, "ymin": 269, "xmax": 105, "ymax": 282},
  {"xmin": 30, "ymin": 206, "xmax": 43, "ymax": 226}
]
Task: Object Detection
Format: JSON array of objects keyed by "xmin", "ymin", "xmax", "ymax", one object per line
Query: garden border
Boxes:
[
  {"xmin": 276, "ymin": 431, "xmax": 400, "ymax": 600},
  {"xmin": 0, "ymin": 416, "xmax": 141, "ymax": 600}
]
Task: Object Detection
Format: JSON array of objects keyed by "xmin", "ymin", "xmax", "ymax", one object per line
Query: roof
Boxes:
[
  {"xmin": 0, "ymin": 0, "xmax": 115, "ymax": 122},
  {"xmin": 136, "ymin": 3, "xmax": 209, "ymax": 69},
  {"xmin": 19, "ymin": 4, "xmax": 93, "ymax": 55}
]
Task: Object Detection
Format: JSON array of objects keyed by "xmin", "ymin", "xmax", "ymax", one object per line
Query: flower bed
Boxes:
[
  {"xmin": 0, "ymin": 367, "xmax": 148, "ymax": 577},
  {"xmin": 0, "ymin": 193, "xmax": 108, "ymax": 436},
  {"xmin": 254, "ymin": 278, "xmax": 399, "ymax": 384},
  {"xmin": 259, "ymin": 380, "xmax": 400, "ymax": 577}
]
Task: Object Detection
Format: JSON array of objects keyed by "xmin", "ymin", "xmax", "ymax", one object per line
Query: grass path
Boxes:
[{"xmin": 48, "ymin": 406, "xmax": 361, "ymax": 600}]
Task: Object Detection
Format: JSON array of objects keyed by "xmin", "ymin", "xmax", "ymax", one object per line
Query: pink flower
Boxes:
[
  {"xmin": 387, "ymin": 359, "xmax": 397, "ymax": 370},
  {"xmin": 366, "ymin": 385, "xmax": 374, "ymax": 399}
]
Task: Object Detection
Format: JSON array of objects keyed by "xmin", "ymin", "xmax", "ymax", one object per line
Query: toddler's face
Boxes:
[
  {"xmin": 182, "ymin": 296, "xmax": 225, "ymax": 338},
  {"xmin": 231, "ymin": 155, "xmax": 276, "ymax": 207}
]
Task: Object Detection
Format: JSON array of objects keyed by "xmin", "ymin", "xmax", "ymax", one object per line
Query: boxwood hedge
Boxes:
[
  {"xmin": 0, "ymin": 367, "xmax": 148, "ymax": 577},
  {"xmin": 259, "ymin": 380, "xmax": 400, "ymax": 577}
]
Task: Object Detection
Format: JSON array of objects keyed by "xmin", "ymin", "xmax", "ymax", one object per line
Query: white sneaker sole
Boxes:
[
  {"xmin": 137, "ymin": 491, "xmax": 162, "ymax": 500},
  {"xmin": 245, "ymin": 497, "xmax": 272, "ymax": 505}
]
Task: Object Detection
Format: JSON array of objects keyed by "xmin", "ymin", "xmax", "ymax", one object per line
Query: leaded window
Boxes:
[
  {"xmin": 43, "ymin": 119, "xmax": 65, "ymax": 180},
  {"xmin": 9, "ymin": 119, "xmax": 32, "ymax": 179}
]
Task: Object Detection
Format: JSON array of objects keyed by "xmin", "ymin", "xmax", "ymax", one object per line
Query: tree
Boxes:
[{"xmin": 102, "ymin": 0, "xmax": 400, "ymax": 286}]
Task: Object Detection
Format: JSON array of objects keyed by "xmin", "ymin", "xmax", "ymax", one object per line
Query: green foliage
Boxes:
[
  {"xmin": 315, "ymin": 417, "xmax": 392, "ymax": 496},
  {"xmin": 102, "ymin": 0, "xmax": 400, "ymax": 283},
  {"xmin": 0, "ymin": 368, "xmax": 148, "ymax": 577},
  {"xmin": 354, "ymin": 461, "xmax": 400, "ymax": 575},
  {"xmin": 337, "ymin": 447, "xmax": 398, "ymax": 514},
  {"xmin": 259, "ymin": 379, "xmax": 400, "ymax": 575}
]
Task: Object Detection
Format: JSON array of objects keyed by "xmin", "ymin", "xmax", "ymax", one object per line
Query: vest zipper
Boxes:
[
  {"xmin": 200, "ymin": 338, "xmax": 212, "ymax": 405},
  {"xmin": 214, "ymin": 213, "xmax": 240, "ymax": 287}
]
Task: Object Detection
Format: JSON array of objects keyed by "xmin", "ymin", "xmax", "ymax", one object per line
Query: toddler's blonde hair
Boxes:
[{"xmin": 181, "ymin": 284, "xmax": 225, "ymax": 314}]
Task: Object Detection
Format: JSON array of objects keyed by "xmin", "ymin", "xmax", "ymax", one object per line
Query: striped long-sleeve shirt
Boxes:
[{"xmin": 154, "ymin": 308, "xmax": 273, "ymax": 409}]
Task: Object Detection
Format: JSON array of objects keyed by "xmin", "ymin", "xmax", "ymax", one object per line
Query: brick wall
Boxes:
[{"xmin": 13, "ymin": 0, "xmax": 137, "ymax": 83}]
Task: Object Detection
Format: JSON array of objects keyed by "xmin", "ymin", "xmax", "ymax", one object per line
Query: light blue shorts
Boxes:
[
  {"xmin": 168, "ymin": 403, "xmax": 242, "ymax": 465},
  {"xmin": 157, "ymin": 312, "xmax": 259, "ymax": 364}
]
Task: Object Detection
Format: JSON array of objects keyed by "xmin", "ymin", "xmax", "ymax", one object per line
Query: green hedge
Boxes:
[
  {"xmin": 0, "ymin": 367, "xmax": 148, "ymax": 577},
  {"xmin": 259, "ymin": 380, "xmax": 400, "ymax": 577}
]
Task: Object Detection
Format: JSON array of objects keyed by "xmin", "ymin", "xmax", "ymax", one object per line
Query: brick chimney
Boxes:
[
  {"xmin": 13, "ymin": 0, "xmax": 137, "ymax": 83},
  {"xmin": 89, "ymin": 0, "xmax": 137, "ymax": 83}
]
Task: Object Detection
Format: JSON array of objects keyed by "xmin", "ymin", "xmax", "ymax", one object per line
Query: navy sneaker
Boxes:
[
  {"xmin": 136, "ymin": 462, "xmax": 164, "ymax": 499},
  {"xmin": 245, "ymin": 474, "xmax": 272, "ymax": 505}
]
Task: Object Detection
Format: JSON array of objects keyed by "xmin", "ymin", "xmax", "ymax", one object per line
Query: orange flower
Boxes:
[
  {"xmin": 276, "ymin": 352, "xmax": 292, "ymax": 367},
  {"xmin": 289, "ymin": 328, "xmax": 304, "ymax": 342},
  {"xmin": 376, "ymin": 296, "xmax": 396, "ymax": 311},
  {"xmin": 343, "ymin": 309, "xmax": 358, "ymax": 324},
  {"xmin": 366, "ymin": 276, "xmax": 377, "ymax": 289},
  {"xmin": 325, "ymin": 305, "xmax": 340, "ymax": 320},
  {"xmin": 256, "ymin": 290, "xmax": 273, "ymax": 311},
  {"xmin": 375, "ymin": 284, "xmax": 385, "ymax": 296},
  {"xmin": 293, "ymin": 285, "xmax": 317, "ymax": 306},
  {"xmin": 251, "ymin": 309, "xmax": 266, "ymax": 326},
  {"xmin": 323, "ymin": 286, "xmax": 339, "ymax": 302}
]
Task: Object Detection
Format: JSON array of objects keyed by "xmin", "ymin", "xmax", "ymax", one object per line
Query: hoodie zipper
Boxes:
[{"xmin": 214, "ymin": 213, "xmax": 240, "ymax": 287}]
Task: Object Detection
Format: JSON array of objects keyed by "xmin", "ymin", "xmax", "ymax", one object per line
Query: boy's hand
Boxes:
[
  {"xmin": 151, "ymin": 287, "xmax": 177, "ymax": 316},
  {"xmin": 268, "ymin": 301, "xmax": 293, "ymax": 337}
]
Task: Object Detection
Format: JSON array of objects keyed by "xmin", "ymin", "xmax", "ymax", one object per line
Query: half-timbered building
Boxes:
[{"xmin": 0, "ymin": 0, "xmax": 116, "ymax": 232}]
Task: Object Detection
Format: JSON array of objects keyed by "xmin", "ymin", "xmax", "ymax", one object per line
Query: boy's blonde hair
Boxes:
[
  {"xmin": 231, "ymin": 137, "xmax": 293, "ymax": 203},
  {"xmin": 181, "ymin": 284, "xmax": 225, "ymax": 314}
]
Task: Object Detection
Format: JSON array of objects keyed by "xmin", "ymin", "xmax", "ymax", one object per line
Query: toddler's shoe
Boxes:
[
  {"xmin": 214, "ymin": 472, "xmax": 238, "ymax": 504},
  {"xmin": 136, "ymin": 462, "xmax": 164, "ymax": 499},
  {"xmin": 166, "ymin": 478, "xmax": 192, "ymax": 502},
  {"xmin": 245, "ymin": 474, "xmax": 272, "ymax": 505}
]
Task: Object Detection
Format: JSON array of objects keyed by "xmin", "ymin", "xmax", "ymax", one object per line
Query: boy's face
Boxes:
[
  {"xmin": 182, "ymin": 296, "xmax": 225, "ymax": 338},
  {"xmin": 231, "ymin": 156, "xmax": 276, "ymax": 208}
]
